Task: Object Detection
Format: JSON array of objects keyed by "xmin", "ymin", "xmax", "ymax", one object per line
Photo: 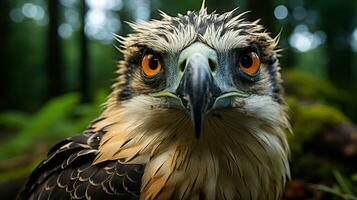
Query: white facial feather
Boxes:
[{"xmin": 95, "ymin": 94, "xmax": 290, "ymax": 200}]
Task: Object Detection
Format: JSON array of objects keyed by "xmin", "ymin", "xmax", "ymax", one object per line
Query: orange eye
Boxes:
[
  {"xmin": 239, "ymin": 52, "xmax": 261, "ymax": 75},
  {"xmin": 141, "ymin": 54, "xmax": 162, "ymax": 77}
]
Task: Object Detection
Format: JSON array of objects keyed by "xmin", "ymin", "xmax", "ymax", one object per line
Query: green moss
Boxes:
[
  {"xmin": 284, "ymin": 70, "xmax": 350, "ymax": 104},
  {"xmin": 287, "ymin": 96, "xmax": 349, "ymax": 154},
  {"xmin": 286, "ymin": 95, "xmax": 353, "ymax": 183}
]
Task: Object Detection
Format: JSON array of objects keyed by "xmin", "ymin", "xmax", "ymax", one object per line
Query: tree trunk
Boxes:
[
  {"xmin": 320, "ymin": 1, "xmax": 354, "ymax": 91},
  {"xmin": 247, "ymin": 0, "xmax": 274, "ymax": 32},
  {"xmin": 47, "ymin": 0, "xmax": 64, "ymax": 97},
  {"xmin": 0, "ymin": 1, "xmax": 10, "ymax": 109},
  {"xmin": 79, "ymin": 0, "xmax": 90, "ymax": 102}
]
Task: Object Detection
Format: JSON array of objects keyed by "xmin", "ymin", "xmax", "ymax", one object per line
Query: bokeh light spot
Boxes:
[
  {"xmin": 10, "ymin": 8, "xmax": 24, "ymax": 23},
  {"xmin": 274, "ymin": 5, "xmax": 288, "ymax": 20},
  {"xmin": 289, "ymin": 24, "xmax": 327, "ymax": 52},
  {"xmin": 58, "ymin": 23, "xmax": 74, "ymax": 38}
]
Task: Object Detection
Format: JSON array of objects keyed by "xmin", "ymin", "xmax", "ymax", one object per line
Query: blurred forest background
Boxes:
[{"xmin": 0, "ymin": 0, "xmax": 357, "ymax": 199}]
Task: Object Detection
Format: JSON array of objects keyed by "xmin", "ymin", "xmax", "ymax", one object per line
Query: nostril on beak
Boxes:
[
  {"xmin": 208, "ymin": 58, "xmax": 217, "ymax": 72},
  {"xmin": 180, "ymin": 58, "xmax": 216, "ymax": 73},
  {"xmin": 179, "ymin": 59, "xmax": 187, "ymax": 72}
]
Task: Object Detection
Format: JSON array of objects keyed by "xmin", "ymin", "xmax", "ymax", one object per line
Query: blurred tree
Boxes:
[
  {"xmin": 315, "ymin": 0, "xmax": 357, "ymax": 121},
  {"xmin": 79, "ymin": 0, "xmax": 90, "ymax": 102},
  {"xmin": 247, "ymin": 0, "xmax": 274, "ymax": 32},
  {"xmin": 316, "ymin": 0, "xmax": 355, "ymax": 91},
  {"xmin": 0, "ymin": 1, "xmax": 10, "ymax": 109},
  {"xmin": 47, "ymin": 0, "xmax": 65, "ymax": 97}
]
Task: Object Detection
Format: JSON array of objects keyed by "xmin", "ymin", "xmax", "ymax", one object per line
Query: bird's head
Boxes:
[
  {"xmin": 95, "ymin": 5, "xmax": 290, "ymax": 199},
  {"xmin": 106, "ymin": 6, "xmax": 285, "ymax": 139}
]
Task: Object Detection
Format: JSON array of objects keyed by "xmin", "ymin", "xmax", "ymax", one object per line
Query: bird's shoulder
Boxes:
[{"xmin": 18, "ymin": 119, "xmax": 145, "ymax": 200}]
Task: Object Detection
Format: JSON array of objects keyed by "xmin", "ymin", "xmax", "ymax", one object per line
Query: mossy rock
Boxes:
[
  {"xmin": 286, "ymin": 96, "xmax": 354, "ymax": 182},
  {"xmin": 286, "ymin": 96, "xmax": 349, "ymax": 155}
]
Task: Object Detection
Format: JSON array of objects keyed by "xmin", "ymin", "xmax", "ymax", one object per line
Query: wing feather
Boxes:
[{"xmin": 18, "ymin": 125, "xmax": 145, "ymax": 200}]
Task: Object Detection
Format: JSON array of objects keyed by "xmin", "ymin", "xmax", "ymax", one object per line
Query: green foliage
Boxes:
[
  {"xmin": 0, "ymin": 93, "xmax": 80, "ymax": 160},
  {"xmin": 0, "ymin": 111, "xmax": 29, "ymax": 130},
  {"xmin": 0, "ymin": 91, "xmax": 107, "ymax": 161},
  {"xmin": 311, "ymin": 170, "xmax": 357, "ymax": 200}
]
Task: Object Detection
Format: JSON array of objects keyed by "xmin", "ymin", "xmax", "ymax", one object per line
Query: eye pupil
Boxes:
[
  {"xmin": 241, "ymin": 55, "xmax": 253, "ymax": 68},
  {"xmin": 149, "ymin": 58, "xmax": 159, "ymax": 70}
]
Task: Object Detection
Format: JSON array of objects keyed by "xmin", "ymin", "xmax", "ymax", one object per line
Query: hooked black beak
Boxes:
[{"xmin": 177, "ymin": 52, "xmax": 220, "ymax": 138}]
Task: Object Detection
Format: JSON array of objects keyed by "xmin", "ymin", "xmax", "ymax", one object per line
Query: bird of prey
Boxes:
[{"xmin": 19, "ymin": 3, "xmax": 290, "ymax": 200}]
